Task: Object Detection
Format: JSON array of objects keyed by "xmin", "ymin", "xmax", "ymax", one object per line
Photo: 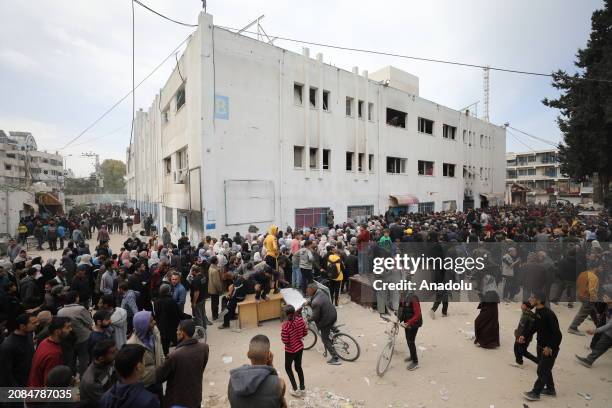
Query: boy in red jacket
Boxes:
[
  {"xmin": 281, "ymin": 305, "xmax": 308, "ymax": 397},
  {"xmin": 399, "ymin": 292, "xmax": 423, "ymax": 371}
]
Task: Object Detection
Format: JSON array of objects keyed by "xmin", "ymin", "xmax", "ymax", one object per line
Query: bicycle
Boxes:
[
  {"xmin": 301, "ymin": 306, "xmax": 361, "ymax": 362},
  {"xmin": 376, "ymin": 313, "xmax": 400, "ymax": 376}
]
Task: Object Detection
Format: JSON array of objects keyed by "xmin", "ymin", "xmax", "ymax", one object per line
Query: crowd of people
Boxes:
[{"xmin": 0, "ymin": 203, "xmax": 610, "ymax": 406}]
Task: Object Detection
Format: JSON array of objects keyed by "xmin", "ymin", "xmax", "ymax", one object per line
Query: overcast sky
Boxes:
[{"xmin": 0, "ymin": 0, "xmax": 603, "ymax": 176}]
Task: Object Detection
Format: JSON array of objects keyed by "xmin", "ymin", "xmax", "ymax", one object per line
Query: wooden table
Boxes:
[
  {"xmin": 237, "ymin": 291, "xmax": 284, "ymax": 329},
  {"xmin": 349, "ymin": 275, "xmax": 376, "ymax": 307}
]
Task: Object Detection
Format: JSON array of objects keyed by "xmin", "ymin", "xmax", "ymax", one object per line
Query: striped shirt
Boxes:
[{"xmin": 281, "ymin": 316, "xmax": 308, "ymax": 353}]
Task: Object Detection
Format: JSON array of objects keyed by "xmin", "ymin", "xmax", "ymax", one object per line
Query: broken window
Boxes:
[
  {"xmin": 294, "ymin": 83, "xmax": 303, "ymax": 105},
  {"xmin": 442, "ymin": 124, "xmax": 456, "ymax": 140},
  {"xmin": 346, "ymin": 151, "xmax": 354, "ymax": 171},
  {"xmin": 4, "ymin": 164, "xmax": 11, "ymax": 170},
  {"xmin": 368, "ymin": 103, "xmax": 374, "ymax": 121},
  {"xmin": 162, "ymin": 109, "xmax": 169, "ymax": 124},
  {"xmin": 443, "ymin": 163, "xmax": 455, "ymax": 177},
  {"xmin": 309, "ymin": 87, "xmax": 317, "ymax": 108},
  {"xmin": 358, "ymin": 153, "xmax": 364, "ymax": 171},
  {"xmin": 176, "ymin": 85, "xmax": 186, "ymax": 111},
  {"xmin": 418, "ymin": 117, "xmax": 434, "ymax": 134},
  {"xmin": 386, "ymin": 108, "xmax": 407, "ymax": 128},
  {"xmin": 346, "ymin": 97, "xmax": 354, "ymax": 117},
  {"xmin": 294, "ymin": 146, "xmax": 304, "ymax": 168},
  {"xmin": 368, "ymin": 154, "xmax": 374, "ymax": 172},
  {"xmin": 322, "ymin": 90, "xmax": 330, "ymax": 111},
  {"xmin": 358, "ymin": 100, "xmax": 364, "ymax": 119},
  {"xmin": 323, "ymin": 149, "xmax": 331, "ymax": 169},
  {"xmin": 386, "ymin": 157, "xmax": 406, "ymax": 174},
  {"xmin": 309, "ymin": 148, "xmax": 318, "ymax": 169},
  {"xmin": 418, "ymin": 160, "xmax": 434, "ymax": 176}
]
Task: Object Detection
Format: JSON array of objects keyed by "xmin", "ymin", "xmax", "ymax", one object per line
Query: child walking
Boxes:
[
  {"xmin": 281, "ymin": 305, "xmax": 308, "ymax": 397},
  {"xmin": 513, "ymin": 301, "xmax": 538, "ymax": 366}
]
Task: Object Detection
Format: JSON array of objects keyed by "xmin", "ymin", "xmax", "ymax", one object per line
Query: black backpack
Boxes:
[{"xmin": 326, "ymin": 259, "xmax": 343, "ymax": 280}]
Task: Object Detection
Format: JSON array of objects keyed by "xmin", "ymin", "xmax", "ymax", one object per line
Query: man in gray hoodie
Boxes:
[
  {"xmin": 58, "ymin": 291, "xmax": 93, "ymax": 376},
  {"xmin": 227, "ymin": 334, "xmax": 286, "ymax": 407}
]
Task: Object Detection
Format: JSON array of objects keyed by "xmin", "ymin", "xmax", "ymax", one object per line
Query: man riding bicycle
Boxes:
[{"xmin": 306, "ymin": 283, "xmax": 341, "ymax": 365}]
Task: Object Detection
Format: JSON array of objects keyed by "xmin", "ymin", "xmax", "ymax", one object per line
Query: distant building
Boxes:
[
  {"xmin": 0, "ymin": 130, "xmax": 64, "ymax": 236},
  {"xmin": 126, "ymin": 12, "xmax": 506, "ymax": 241},
  {"xmin": 505, "ymin": 149, "xmax": 593, "ymax": 205}
]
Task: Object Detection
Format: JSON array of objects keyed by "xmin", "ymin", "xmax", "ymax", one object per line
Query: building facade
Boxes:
[
  {"xmin": 505, "ymin": 149, "xmax": 593, "ymax": 205},
  {"xmin": 0, "ymin": 130, "xmax": 65, "ymax": 236},
  {"xmin": 126, "ymin": 12, "xmax": 506, "ymax": 241}
]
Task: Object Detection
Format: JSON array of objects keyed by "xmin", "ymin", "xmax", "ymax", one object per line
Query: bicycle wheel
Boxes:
[
  {"xmin": 376, "ymin": 340, "xmax": 394, "ymax": 376},
  {"xmin": 303, "ymin": 327, "xmax": 318, "ymax": 350},
  {"xmin": 332, "ymin": 332, "xmax": 361, "ymax": 361}
]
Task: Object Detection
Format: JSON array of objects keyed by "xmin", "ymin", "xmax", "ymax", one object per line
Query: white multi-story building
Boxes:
[
  {"xmin": 0, "ymin": 130, "xmax": 65, "ymax": 236},
  {"xmin": 126, "ymin": 12, "xmax": 506, "ymax": 241},
  {"xmin": 505, "ymin": 149, "xmax": 592, "ymax": 205}
]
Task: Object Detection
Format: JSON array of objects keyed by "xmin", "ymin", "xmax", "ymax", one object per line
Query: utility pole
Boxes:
[
  {"xmin": 82, "ymin": 152, "xmax": 103, "ymax": 193},
  {"xmin": 483, "ymin": 65, "xmax": 490, "ymax": 123}
]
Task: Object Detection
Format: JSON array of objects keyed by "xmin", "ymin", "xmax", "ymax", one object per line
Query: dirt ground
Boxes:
[{"xmin": 28, "ymin": 233, "xmax": 612, "ymax": 408}]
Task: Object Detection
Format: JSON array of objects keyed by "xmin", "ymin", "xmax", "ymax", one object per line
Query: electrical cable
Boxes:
[
  {"xmin": 132, "ymin": 0, "xmax": 197, "ymax": 27},
  {"xmin": 216, "ymin": 25, "xmax": 612, "ymax": 84},
  {"xmin": 58, "ymin": 35, "xmax": 191, "ymax": 151},
  {"xmin": 507, "ymin": 125, "xmax": 559, "ymax": 148},
  {"xmin": 129, "ymin": 0, "xmax": 135, "ymax": 157},
  {"xmin": 507, "ymin": 129, "xmax": 536, "ymax": 151}
]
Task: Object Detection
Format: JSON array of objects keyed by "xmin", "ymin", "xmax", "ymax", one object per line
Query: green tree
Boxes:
[
  {"xmin": 64, "ymin": 176, "xmax": 97, "ymax": 195},
  {"xmin": 543, "ymin": 0, "xmax": 612, "ymax": 204},
  {"xmin": 100, "ymin": 159, "xmax": 126, "ymax": 194}
]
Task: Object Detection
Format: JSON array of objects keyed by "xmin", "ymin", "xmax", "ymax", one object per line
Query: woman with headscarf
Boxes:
[
  {"xmin": 41, "ymin": 258, "xmax": 57, "ymax": 284},
  {"xmin": 474, "ymin": 275, "xmax": 501, "ymax": 349},
  {"xmin": 127, "ymin": 310, "xmax": 164, "ymax": 395}
]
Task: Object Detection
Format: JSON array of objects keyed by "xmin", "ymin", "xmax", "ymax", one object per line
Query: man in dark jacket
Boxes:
[
  {"xmin": 306, "ymin": 283, "xmax": 340, "ymax": 365},
  {"xmin": 80, "ymin": 339, "xmax": 118, "ymax": 407},
  {"xmin": 228, "ymin": 334, "xmax": 286, "ymax": 407},
  {"xmin": 100, "ymin": 344, "xmax": 159, "ymax": 408},
  {"xmin": 155, "ymin": 320, "xmax": 209, "ymax": 408},
  {"xmin": 0, "ymin": 313, "xmax": 37, "ymax": 389},
  {"xmin": 522, "ymin": 292, "xmax": 562, "ymax": 402},
  {"xmin": 153, "ymin": 284, "xmax": 181, "ymax": 356}
]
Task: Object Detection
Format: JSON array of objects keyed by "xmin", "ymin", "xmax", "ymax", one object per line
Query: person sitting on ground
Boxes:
[
  {"xmin": 227, "ymin": 334, "xmax": 287, "ymax": 407},
  {"xmin": 100, "ymin": 344, "xmax": 160, "ymax": 408}
]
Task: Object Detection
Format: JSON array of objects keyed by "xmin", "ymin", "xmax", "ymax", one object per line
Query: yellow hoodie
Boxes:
[{"xmin": 264, "ymin": 225, "xmax": 279, "ymax": 258}]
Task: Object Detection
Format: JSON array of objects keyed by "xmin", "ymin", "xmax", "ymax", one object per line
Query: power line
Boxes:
[
  {"xmin": 132, "ymin": 0, "xmax": 197, "ymax": 27},
  {"xmin": 58, "ymin": 35, "xmax": 191, "ymax": 151},
  {"xmin": 129, "ymin": 0, "xmax": 135, "ymax": 156},
  {"xmin": 506, "ymin": 129, "xmax": 536, "ymax": 152},
  {"xmin": 216, "ymin": 25, "xmax": 612, "ymax": 84},
  {"xmin": 506, "ymin": 125, "xmax": 559, "ymax": 148},
  {"xmin": 67, "ymin": 123, "xmax": 131, "ymax": 149}
]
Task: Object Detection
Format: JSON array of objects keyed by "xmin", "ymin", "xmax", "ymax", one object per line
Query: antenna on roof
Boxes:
[{"xmin": 237, "ymin": 15, "xmax": 276, "ymax": 44}]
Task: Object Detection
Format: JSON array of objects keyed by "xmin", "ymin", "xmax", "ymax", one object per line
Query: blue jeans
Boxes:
[{"xmin": 292, "ymin": 265, "xmax": 302, "ymax": 288}]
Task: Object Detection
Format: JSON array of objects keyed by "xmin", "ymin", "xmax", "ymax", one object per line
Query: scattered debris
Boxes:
[
  {"xmin": 418, "ymin": 346, "xmax": 427, "ymax": 351},
  {"xmin": 364, "ymin": 377, "xmax": 371, "ymax": 386},
  {"xmin": 222, "ymin": 355, "xmax": 233, "ymax": 364},
  {"xmin": 477, "ymin": 377, "xmax": 486, "ymax": 380},
  {"xmin": 577, "ymin": 392, "xmax": 592, "ymax": 400}
]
